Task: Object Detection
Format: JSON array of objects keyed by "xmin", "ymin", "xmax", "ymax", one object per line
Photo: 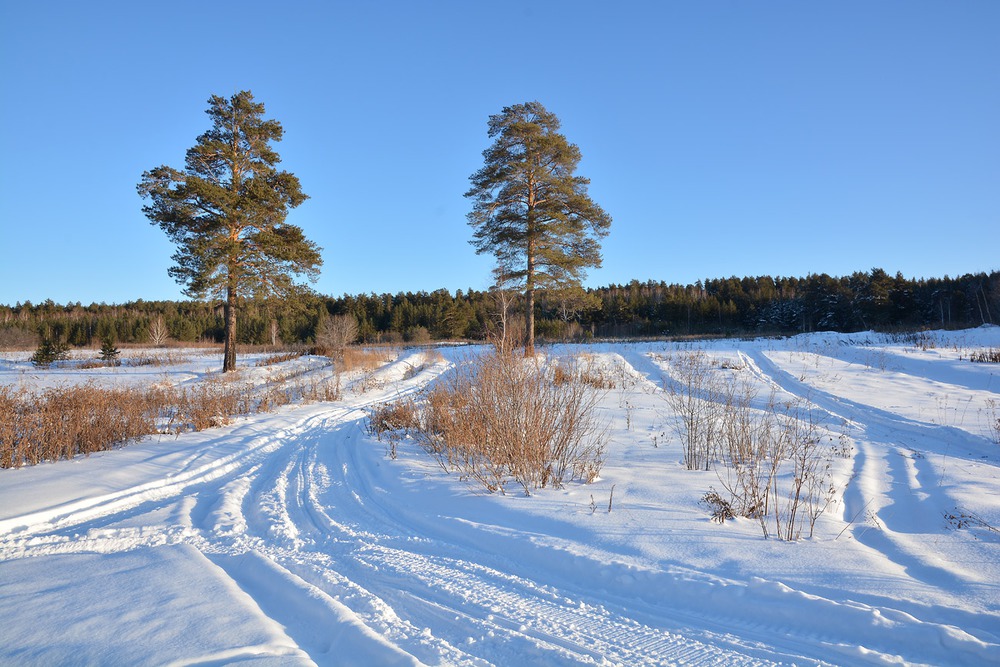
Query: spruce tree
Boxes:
[
  {"xmin": 466, "ymin": 101, "xmax": 611, "ymax": 355},
  {"xmin": 31, "ymin": 335, "xmax": 69, "ymax": 368},
  {"xmin": 99, "ymin": 337, "xmax": 121, "ymax": 366},
  {"xmin": 138, "ymin": 91, "xmax": 322, "ymax": 372}
]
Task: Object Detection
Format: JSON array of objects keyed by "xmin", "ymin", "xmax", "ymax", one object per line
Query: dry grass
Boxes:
[
  {"xmin": 340, "ymin": 347, "xmax": 395, "ymax": 373},
  {"xmin": 126, "ymin": 350, "xmax": 190, "ymax": 367},
  {"xmin": 552, "ymin": 356, "xmax": 617, "ymax": 390},
  {"xmin": 0, "ymin": 367, "xmax": 343, "ymax": 469},
  {"xmin": 407, "ymin": 349, "xmax": 609, "ymax": 495},
  {"xmin": 78, "ymin": 359, "xmax": 118, "ymax": 370},
  {"xmin": 366, "ymin": 399, "xmax": 422, "ymax": 460},
  {"xmin": 255, "ymin": 351, "xmax": 305, "ymax": 367},
  {"xmin": 969, "ymin": 348, "xmax": 1000, "ymax": 363},
  {"xmin": 0, "ymin": 384, "xmax": 159, "ymax": 467}
]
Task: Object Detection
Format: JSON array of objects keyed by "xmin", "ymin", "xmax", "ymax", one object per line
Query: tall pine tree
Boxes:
[
  {"xmin": 138, "ymin": 91, "xmax": 321, "ymax": 371},
  {"xmin": 466, "ymin": 101, "xmax": 611, "ymax": 355}
]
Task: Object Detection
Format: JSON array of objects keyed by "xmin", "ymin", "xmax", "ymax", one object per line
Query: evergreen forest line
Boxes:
[{"xmin": 2, "ymin": 268, "xmax": 997, "ymax": 349}]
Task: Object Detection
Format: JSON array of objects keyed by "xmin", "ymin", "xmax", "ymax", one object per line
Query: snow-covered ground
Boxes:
[{"xmin": 1, "ymin": 329, "xmax": 998, "ymax": 666}]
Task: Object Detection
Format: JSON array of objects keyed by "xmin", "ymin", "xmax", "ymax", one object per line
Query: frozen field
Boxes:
[{"xmin": 1, "ymin": 328, "xmax": 999, "ymax": 665}]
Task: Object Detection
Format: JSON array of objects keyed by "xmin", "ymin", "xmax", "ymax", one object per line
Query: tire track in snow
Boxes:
[
  {"xmin": 580, "ymin": 349, "xmax": 999, "ymax": 666},
  {"xmin": 5, "ymin": 349, "xmax": 994, "ymax": 665},
  {"xmin": 744, "ymin": 348, "xmax": 978, "ymax": 582},
  {"xmin": 158, "ymin": 360, "xmax": 783, "ymax": 665}
]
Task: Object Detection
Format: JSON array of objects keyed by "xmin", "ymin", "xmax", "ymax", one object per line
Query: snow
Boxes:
[{"xmin": 2, "ymin": 329, "xmax": 999, "ymax": 665}]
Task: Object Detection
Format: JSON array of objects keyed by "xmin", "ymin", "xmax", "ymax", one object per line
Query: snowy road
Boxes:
[{"xmin": 2, "ymin": 335, "xmax": 999, "ymax": 665}]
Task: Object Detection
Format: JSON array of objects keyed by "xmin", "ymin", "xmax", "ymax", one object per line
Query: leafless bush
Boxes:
[
  {"xmin": 148, "ymin": 315, "xmax": 170, "ymax": 347},
  {"xmin": 713, "ymin": 396, "xmax": 837, "ymax": 541},
  {"xmin": 969, "ymin": 348, "xmax": 1000, "ymax": 363},
  {"xmin": 553, "ymin": 356, "xmax": 616, "ymax": 390},
  {"xmin": 315, "ymin": 313, "xmax": 359, "ymax": 359},
  {"xmin": 338, "ymin": 348, "xmax": 395, "ymax": 394},
  {"xmin": 661, "ymin": 351, "xmax": 840, "ymax": 540},
  {"xmin": 256, "ymin": 351, "xmax": 305, "ymax": 366},
  {"xmin": 78, "ymin": 359, "xmax": 114, "ymax": 369},
  {"xmin": 702, "ymin": 487, "xmax": 736, "ymax": 523},
  {"xmin": 168, "ymin": 377, "xmax": 256, "ymax": 431},
  {"xmin": 661, "ymin": 351, "xmax": 724, "ymax": 471},
  {"xmin": 405, "ymin": 326, "xmax": 432, "ymax": 344},
  {"xmin": 409, "ymin": 349, "xmax": 608, "ymax": 495},
  {"xmin": 366, "ymin": 399, "xmax": 421, "ymax": 459},
  {"xmin": 126, "ymin": 350, "xmax": 188, "ymax": 367},
  {"xmin": 0, "ymin": 327, "xmax": 38, "ymax": 350},
  {"xmin": 368, "ymin": 400, "xmax": 421, "ymax": 438},
  {"xmin": 888, "ymin": 331, "xmax": 939, "ymax": 351},
  {"xmin": 986, "ymin": 398, "xmax": 1000, "ymax": 446}
]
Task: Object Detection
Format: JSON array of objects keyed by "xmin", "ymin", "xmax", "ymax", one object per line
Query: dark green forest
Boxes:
[{"xmin": 2, "ymin": 268, "xmax": 997, "ymax": 349}]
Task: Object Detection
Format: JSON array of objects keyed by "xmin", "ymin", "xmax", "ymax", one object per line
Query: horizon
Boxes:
[{"xmin": 2, "ymin": 2, "xmax": 998, "ymax": 305}]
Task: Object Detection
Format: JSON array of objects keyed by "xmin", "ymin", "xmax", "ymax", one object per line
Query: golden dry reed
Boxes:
[{"xmin": 0, "ymin": 372, "xmax": 342, "ymax": 469}]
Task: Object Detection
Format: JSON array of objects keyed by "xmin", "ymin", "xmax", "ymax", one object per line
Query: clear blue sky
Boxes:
[{"xmin": 1, "ymin": 1, "xmax": 997, "ymax": 306}]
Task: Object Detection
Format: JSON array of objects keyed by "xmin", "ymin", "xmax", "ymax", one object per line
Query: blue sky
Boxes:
[{"xmin": 1, "ymin": 1, "xmax": 997, "ymax": 306}]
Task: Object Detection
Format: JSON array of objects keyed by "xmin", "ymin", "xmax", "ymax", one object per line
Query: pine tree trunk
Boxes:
[
  {"xmin": 525, "ymin": 284, "xmax": 535, "ymax": 357},
  {"xmin": 525, "ymin": 234, "xmax": 536, "ymax": 357},
  {"xmin": 223, "ymin": 286, "xmax": 237, "ymax": 372}
]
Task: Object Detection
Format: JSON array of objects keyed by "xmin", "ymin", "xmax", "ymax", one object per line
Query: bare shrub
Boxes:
[
  {"xmin": 661, "ymin": 351, "xmax": 724, "ymax": 471},
  {"xmin": 553, "ymin": 356, "xmax": 616, "ymax": 390},
  {"xmin": 985, "ymin": 398, "xmax": 1000, "ymax": 446},
  {"xmin": 168, "ymin": 377, "xmax": 256, "ymax": 431},
  {"xmin": 315, "ymin": 313, "xmax": 359, "ymax": 358},
  {"xmin": 0, "ymin": 327, "xmax": 38, "ymax": 350},
  {"xmin": 423, "ymin": 349, "xmax": 445, "ymax": 365},
  {"xmin": 300, "ymin": 370, "xmax": 342, "ymax": 403},
  {"xmin": 366, "ymin": 399, "xmax": 421, "ymax": 459},
  {"xmin": 405, "ymin": 326, "xmax": 432, "ymax": 344},
  {"xmin": 368, "ymin": 400, "xmax": 421, "ymax": 438},
  {"xmin": 702, "ymin": 487, "xmax": 736, "ymax": 523},
  {"xmin": 970, "ymin": 348, "xmax": 1000, "ymax": 363},
  {"xmin": 410, "ymin": 349, "xmax": 608, "ymax": 495},
  {"xmin": 148, "ymin": 315, "xmax": 170, "ymax": 347},
  {"xmin": 256, "ymin": 351, "xmax": 304, "ymax": 366},
  {"xmin": 660, "ymin": 351, "xmax": 840, "ymax": 540},
  {"xmin": 712, "ymin": 393, "xmax": 837, "ymax": 541},
  {"xmin": 126, "ymin": 350, "xmax": 188, "ymax": 367}
]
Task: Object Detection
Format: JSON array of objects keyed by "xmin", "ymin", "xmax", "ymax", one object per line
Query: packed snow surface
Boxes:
[{"xmin": 2, "ymin": 329, "xmax": 999, "ymax": 665}]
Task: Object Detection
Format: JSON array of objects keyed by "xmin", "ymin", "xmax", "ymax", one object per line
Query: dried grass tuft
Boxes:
[{"xmin": 404, "ymin": 349, "xmax": 608, "ymax": 495}]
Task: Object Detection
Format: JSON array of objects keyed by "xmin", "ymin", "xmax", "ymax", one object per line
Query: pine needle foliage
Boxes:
[
  {"xmin": 138, "ymin": 91, "xmax": 322, "ymax": 371},
  {"xmin": 99, "ymin": 337, "xmax": 121, "ymax": 366},
  {"xmin": 30, "ymin": 337, "xmax": 70, "ymax": 368},
  {"xmin": 466, "ymin": 101, "xmax": 611, "ymax": 355}
]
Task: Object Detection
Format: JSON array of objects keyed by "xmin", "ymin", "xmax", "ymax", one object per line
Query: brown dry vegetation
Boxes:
[
  {"xmin": 969, "ymin": 348, "xmax": 1000, "ymax": 363},
  {"xmin": 372, "ymin": 348, "xmax": 609, "ymax": 495},
  {"xmin": 340, "ymin": 347, "xmax": 395, "ymax": 373},
  {"xmin": 0, "ymin": 370, "xmax": 344, "ymax": 469},
  {"xmin": 661, "ymin": 351, "xmax": 841, "ymax": 540}
]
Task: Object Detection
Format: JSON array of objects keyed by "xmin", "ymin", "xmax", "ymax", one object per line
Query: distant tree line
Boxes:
[{"xmin": 1, "ymin": 268, "xmax": 996, "ymax": 349}]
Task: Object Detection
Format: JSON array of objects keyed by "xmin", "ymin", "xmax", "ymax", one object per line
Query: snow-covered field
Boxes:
[{"xmin": 1, "ymin": 329, "xmax": 999, "ymax": 666}]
